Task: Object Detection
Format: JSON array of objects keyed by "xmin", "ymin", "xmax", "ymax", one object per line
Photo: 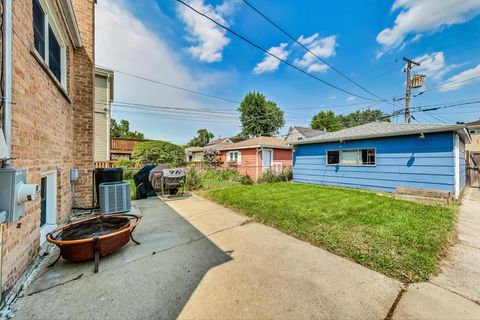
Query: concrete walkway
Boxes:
[
  {"xmin": 9, "ymin": 189, "xmax": 480, "ymax": 319},
  {"xmin": 10, "ymin": 195, "xmax": 402, "ymax": 320},
  {"xmin": 392, "ymin": 187, "xmax": 480, "ymax": 319}
]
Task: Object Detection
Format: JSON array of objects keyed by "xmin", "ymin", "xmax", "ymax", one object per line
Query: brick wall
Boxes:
[{"xmin": 1, "ymin": 0, "xmax": 95, "ymax": 292}]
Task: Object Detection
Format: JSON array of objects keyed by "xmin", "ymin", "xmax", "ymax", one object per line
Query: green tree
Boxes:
[
  {"xmin": 131, "ymin": 141, "xmax": 185, "ymax": 167},
  {"xmin": 339, "ymin": 109, "xmax": 389, "ymax": 128},
  {"xmin": 311, "ymin": 109, "xmax": 390, "ymax": 132},
  {"xmin": 311, "ymin": 111, "xmax": 343, "ymax": 132},
  {"xmin": 187, "ymin": 129, "xmax": 214, "ymax": 147},
  {"xmin": 110, "ymin": 119, "xmax": 145, "ymax": 139},
  {"xmin": 238, "ymin": 92, "xmax": 285, "ymax": 137}
]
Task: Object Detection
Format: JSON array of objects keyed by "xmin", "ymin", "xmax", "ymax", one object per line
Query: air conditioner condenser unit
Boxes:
[{"xmin": 99, "ymin": 182, "xmax": 131, "ymax": 214}]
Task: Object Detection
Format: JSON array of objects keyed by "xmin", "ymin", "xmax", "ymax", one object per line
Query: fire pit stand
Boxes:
[{"xmin": 47, "ymin": 214, "xmax": 141, "ymax": 273}]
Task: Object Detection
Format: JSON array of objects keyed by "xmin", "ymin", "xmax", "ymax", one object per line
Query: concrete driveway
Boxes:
[{"xmin": 11, "ymin": 195, "xmax": 402, "ymax": 319}]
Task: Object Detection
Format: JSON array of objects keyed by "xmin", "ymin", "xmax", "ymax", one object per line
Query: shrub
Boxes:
[
  {"xmin": 186, "ymin": 167, "xmax": 202, "ymax": 190},
  {"xmin": 203, "ymin": 149, "xmax": 219, "ymax": 168},
  {"xmin": 123, "ymin": 169, "xmax": 137, "ymax": 180},
  {"xmin": 114, "ymin": 159, "xmax": 135, "ymax": 169},
  {"xmin": 239, "ymin": 174, "xmax": 253, "ymax": 185},
  {"xmin": 132, "ymin": 141, "xmax": 186, "ymax": 167},
  {"xmin": 201, "ymin": 168, "xmax": 238, "ymax": 181},
  {"xmin": 257, "ymin": 169, "xmax": 293, "ymax": 184}
]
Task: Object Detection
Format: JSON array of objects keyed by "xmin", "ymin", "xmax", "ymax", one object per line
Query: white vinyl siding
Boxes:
[{"xmin": 94, "ymin": 75, "xmax": 109, "ymax": 161}]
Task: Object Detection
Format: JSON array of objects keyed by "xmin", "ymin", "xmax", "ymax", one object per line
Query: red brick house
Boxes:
[
  {"xmin": 0, "ymin": 0, "xmax": 95, "ymax": 297},
  {"xmin": 217, "ymin": 137, "xmax": 292, "ymax": 180}
]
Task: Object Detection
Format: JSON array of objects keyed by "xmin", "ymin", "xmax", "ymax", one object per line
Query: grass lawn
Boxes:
[{"xmin": 204, "ymin": 182, "xmax": 457, "ymax": 282}]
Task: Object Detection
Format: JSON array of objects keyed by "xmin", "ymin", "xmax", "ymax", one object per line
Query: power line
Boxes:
[
  {"xmin": 241, "ymin": 0, "xmax": 392, "ymax": 105},
  {"xmin": 176, "ymin": 0, "xmax": 381, "ymax": 102},
  {"xmin": 95, "ymin": 64, "xmax": 240, "ymax": 105}
]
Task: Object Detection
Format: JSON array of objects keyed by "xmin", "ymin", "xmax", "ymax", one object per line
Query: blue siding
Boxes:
[
  {"xmin": 459, "ymin": 136, "xmax": 466, "ymax": 191},
  {"xmin": 293, "ymin": 132, "xmax": 455, "ymax": 193}
]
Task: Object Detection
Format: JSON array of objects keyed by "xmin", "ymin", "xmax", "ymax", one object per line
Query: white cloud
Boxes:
[
  {"xmin": 297, "ymin": 34, "xmax": 319, "ymax": 46},
  {"xmin": 96, "ymin": 1, "xmax": 236, "ymax": 143},
  {"xmin": 330, "ymin": 95, "xmax": 336, "ymax": 100},
  {"xmin": 347, "ymin": 96, "xmax": 355, "ymax": 102},
  {"xmin": 377, "ymin": 0, "xmax": 480, "ymax": 50},
  {"xmin": 307, "ymin": 63, "xmax": 329, "ymax": 73},
  {"xmin": 177, "ymin": 0, "xmax": 235, "ymax": 62},
  {"xmin": 294, "ymin": 34, "xmax": 336, "ymax": 73},
  {"xmin": 253, "ymin": 43, "xmax": 289, "ymax": 74},
  {"xmin": 439, "ymin": 64, "xmax": 480, "ymax": 91},
  {"xmin": 412, "ymin": 52, "xmax": 447, "ymax": 80}
]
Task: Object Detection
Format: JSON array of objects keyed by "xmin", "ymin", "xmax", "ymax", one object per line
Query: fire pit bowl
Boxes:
[{"xmin": 46, "ymin": 214, "xmax": 141, "ymax": 272}]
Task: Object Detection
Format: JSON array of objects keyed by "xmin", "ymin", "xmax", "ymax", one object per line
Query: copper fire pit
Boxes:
[{"xmin": 46, "ymin": 214, "xmax": 141, "ymax": 272}]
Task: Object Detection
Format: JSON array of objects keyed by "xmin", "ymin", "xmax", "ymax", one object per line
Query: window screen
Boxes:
[
  {"xmin": 48, "ymin": 26, "xmax": 61, "ymax": 81},
  {"xmin": 33, "ymin": 0, "xmax": 45, "ymax": 59},
  {"xmin": 340, "ymin": 150, "xmax": 358, "ymax": 165}
]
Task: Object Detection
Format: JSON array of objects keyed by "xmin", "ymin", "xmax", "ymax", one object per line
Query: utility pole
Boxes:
[{"xmin": 403, "ymin": 56, "xmax": 420, "ymax": 124}]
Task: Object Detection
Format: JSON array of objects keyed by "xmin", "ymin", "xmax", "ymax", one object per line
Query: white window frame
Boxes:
[
  {"xmin": 326, "ymin": 148, "xmax": 376, "ymax": 167},
  {"xmin": 228, "ymin": 151, "xmax": 241, "ymax": 164},
  {"xmin": 33, "ymin": 0, "xmax": 67, "ymax": 88},
  {"xmin": 262, "ymin": 149, "xmax": 273, "ymax": 172},
  {"xmin": 39, "ymin": 170, "xmax": 57, "ymax": 246}
]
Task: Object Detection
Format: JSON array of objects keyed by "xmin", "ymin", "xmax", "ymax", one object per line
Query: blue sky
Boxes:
[{"xmin": 95, "ymin": 0, "xmax": 480, "ymax": 144}]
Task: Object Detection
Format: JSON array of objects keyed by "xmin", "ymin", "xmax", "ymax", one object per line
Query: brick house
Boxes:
[
  {"xmin": 217, "ymin": 136, "xmax": 293, "ymax": 180},
  {"xmin": 0, "ymin": 0, "xmax": 95, "ymax": 297}
]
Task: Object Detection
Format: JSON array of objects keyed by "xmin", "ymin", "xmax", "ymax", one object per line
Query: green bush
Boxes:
[
  {"xmin": 131, "ymin": 141, "xmax": 185, "ymax": 167},
  {"xmin": 257, "ymin": 170, "xmax": 293, "ymax": 184},
  {"xmin": 123, "ymin": 169, "xmax": 137, "ymax": 180},
  {"xmin": 114, "ymin": 159, "xmax": 135, "ymax": 169},
  {"xmin": 239, "ymin": 174, "xmax": 253, "ymax": 185},
  {"xmin": 203, "ymin": 149, "xmax": 219, "ymax": 168},
  {"xmin": 186, "ymin": 167, "xmax": 202, "ymax": 190},
  {"xmin": 201, "ymin": 168, "xmax": 240, "ymax": 181}
]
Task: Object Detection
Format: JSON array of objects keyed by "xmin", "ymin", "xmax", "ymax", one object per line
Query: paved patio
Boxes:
[{"xmin": 9, "ymin": 190, "xmax": 480, "ymax": 319}]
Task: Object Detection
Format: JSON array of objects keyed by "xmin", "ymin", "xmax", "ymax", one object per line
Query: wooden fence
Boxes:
[
  {"xmin": 111, "ymin": 137, "xmax": 146, "ymax": 156},
  {"xmin": 467, "ymin": 151, "xmax": 480, "ymax": 187}
]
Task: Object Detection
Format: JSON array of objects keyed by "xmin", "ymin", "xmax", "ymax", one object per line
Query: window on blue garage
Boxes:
[{"xmin": 327, "ymin": 148, "xmax": 375, "ymax": 166}]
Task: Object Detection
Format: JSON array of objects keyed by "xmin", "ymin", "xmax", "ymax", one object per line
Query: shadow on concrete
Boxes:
[{"xmin": 12, "ymin": 197, "xmax": 232, "ymax": 320}]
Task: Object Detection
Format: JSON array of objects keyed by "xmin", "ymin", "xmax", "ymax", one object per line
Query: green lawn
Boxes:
[{"xmin": 204, "ymin": 182, "xmax": 456, "ymax": 282}]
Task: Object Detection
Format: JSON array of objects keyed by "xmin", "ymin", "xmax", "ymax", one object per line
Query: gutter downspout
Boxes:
[
  {"xmin": 0, "ymin": 0, "xmax": 12, "ymax": 302},
  {"xmin": 255, "ymin": 148, "xmax": 261, "ymax": 181},
  {"xmin": 1, "ymin": 0, "xmax": 12, "ymax": 169}
]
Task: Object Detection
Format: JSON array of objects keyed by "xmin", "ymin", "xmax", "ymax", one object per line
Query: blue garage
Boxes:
[{"xmin": 291, "ymin": 122, "xmax": 471, "ymax": 198}]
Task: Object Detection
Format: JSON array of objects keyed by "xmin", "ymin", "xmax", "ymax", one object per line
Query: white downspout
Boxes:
[
  {"xmin": 255, "ymin": 148, "xmax": 261, "ymax": 181},
  {"xmin": 454, "ymin": 133, "xmax": 460, "ymax": 198},
  {"xmin": 1, "ymin": 0, "xmax": 12, "ymax": 168},
  {"xmin": 0, "ymin": 0, "xmax": 12, "ymax": 301}
]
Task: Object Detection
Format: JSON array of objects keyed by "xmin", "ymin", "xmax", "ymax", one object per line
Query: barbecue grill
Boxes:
[{"xmin": 148, "ymin": 166, "xmax": 186, "ymax": 199}]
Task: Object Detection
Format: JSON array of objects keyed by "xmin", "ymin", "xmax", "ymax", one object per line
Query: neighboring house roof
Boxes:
[
  {"xmin": 218, "ymin": 136, "xmax": 291, "ymax": 150},
  {"xmin": 468, "ymin": 120, "xmax": 480, "ymax": 127},
  {"xmin": 185, "ymin": 146, "xmax": 205, "ymax": 153},
  {"xmin": 207, "ymin": 138, "xmax": 232, "ymax": 146},
  {"xmin": 206, "ymin": 141, "xmax": 233, "ymax": 150},
  {"xmin": 291, "ymin": 126, "xmax": 327, "ymax": 139},
  {"xmin": 291, "ymin": 122, "xmax": 471, "ymax": 145}
]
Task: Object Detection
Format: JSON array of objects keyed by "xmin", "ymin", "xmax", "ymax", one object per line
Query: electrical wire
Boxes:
[
  {"xmin": 176, "ymin": 0, "xmax": 382, "ymax": 102},
  {"xmin": 95, "ymin": 64, "xmax": 240, "ymax": 105},
  {"xmin": 241, "ymin": 0, "xmax": 394, "ymax": 106}
]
